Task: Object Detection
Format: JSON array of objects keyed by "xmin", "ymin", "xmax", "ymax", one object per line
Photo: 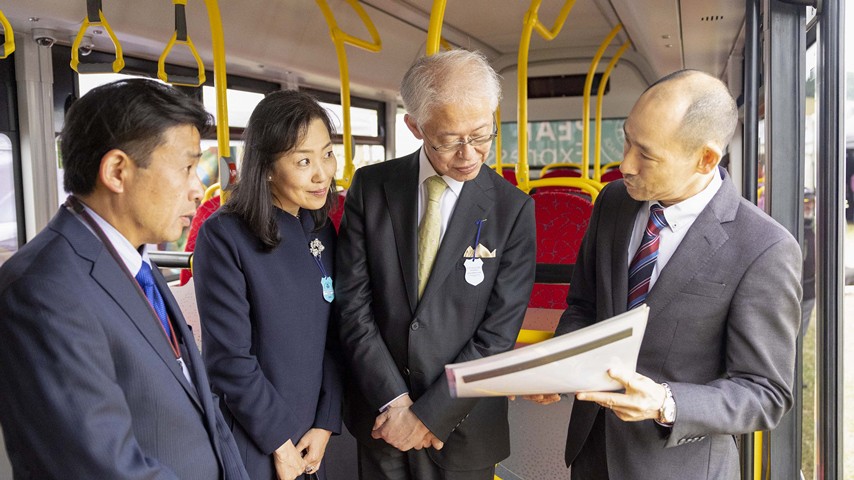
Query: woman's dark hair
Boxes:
[
  {"xmin": 225, "ymin": 90, "xmax": 337, "ymax": 249},
  {"xmin": 61, "ymin": 78, "xmax": 213, "ymax": 195}
]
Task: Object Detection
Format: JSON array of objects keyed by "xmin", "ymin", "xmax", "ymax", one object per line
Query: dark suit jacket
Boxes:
[
  {"xmin": 0, "ymin": 207, "xmax": 249, "ymax": 480},
  {"xmin": 557, "ymin": 170, "xmax": 802, "ymax": 479},
  {"xmin": 335, "ymin": 151, "xmax": 536, "ymax": 471}
]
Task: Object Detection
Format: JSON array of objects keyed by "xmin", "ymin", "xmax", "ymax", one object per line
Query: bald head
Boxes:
[{"xmin": 640, "ymin": 70, "xmax": 737, "ymax": 156}]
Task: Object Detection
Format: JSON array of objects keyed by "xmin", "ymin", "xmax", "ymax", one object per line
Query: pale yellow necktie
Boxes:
[{"xmin": 418, "ymin": 175, "xmax": 448, "ymax": 299}]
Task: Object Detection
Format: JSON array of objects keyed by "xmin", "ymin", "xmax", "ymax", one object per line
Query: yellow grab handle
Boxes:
[
  {"xmin": 517, "ymin": 0, "xmax": 577, "ymax": 191},
  {"xmin": 0, "ymin": 9, "xmax": 15, "ymax": 59},
  {"xmin": 316, "ymin": 0, "xmax": 382, "ymax": 189},
  {"xmin": 71, "ymin": 0, "xmax": 124, "ymax": 74},
  {"xmin": 158, "ymin": 0, "xmax": 206, "ymax": 87}
]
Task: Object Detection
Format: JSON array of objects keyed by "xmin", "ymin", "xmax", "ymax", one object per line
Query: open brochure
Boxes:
[{"xmin": 445, "ymin": 305, "xmax": 649, "ymax": 398}]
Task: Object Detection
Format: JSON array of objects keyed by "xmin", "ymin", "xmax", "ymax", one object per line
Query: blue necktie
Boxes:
[
  {"xmin": 135, "ymin": 262, "xmax": 171, "ymax": 334},
  {"xmin": 627, "ymin": 204, "xmax": 668, "ymax": 310}
]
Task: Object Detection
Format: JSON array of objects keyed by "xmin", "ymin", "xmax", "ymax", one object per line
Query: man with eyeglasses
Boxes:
[{"xmin": 335, "ymin": 49, "xmax": 536, "ymax": 479}]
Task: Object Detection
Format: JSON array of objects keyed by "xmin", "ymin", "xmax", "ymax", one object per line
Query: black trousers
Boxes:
[
  {"xmin": 357, "ymin": 443, "xmax": 494, "ymax": 480},
  {"xmin": 570, "ymin": 409, "xmax": 609, "ymax": 480}
]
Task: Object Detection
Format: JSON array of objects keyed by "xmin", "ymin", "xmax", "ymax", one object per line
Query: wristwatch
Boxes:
[{"xmin": 659, "ymin": 382, "xmax": 676, "ymax": 424}]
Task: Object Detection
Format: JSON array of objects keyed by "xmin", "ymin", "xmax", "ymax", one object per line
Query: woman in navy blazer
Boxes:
[{"xmin": 194, "ymin": 91, "xmax": 342, "ymax": 480}]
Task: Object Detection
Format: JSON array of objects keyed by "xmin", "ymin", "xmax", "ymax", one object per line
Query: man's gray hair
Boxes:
[{"xmin": 400, "ymin": 49, "xmax": 501, "ymax": 126}]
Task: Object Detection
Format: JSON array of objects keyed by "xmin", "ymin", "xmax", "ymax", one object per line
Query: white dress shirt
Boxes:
[{"xmin": 626, "ymin": 169, "xmax": 723, "ymax": 292}]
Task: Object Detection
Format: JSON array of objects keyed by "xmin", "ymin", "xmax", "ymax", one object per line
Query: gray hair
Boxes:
[
  {"xmin": 647, "ymin": 70, "xmax": 737, "ymax": 154},
  {"xmin": 400, "ymin": 49, "xmax": 502, "ymax": 126}
]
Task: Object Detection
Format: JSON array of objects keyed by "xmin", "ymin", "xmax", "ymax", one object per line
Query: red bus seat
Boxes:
[
  {"xmin": 601, "ymin": 167, "xmax": 623, "ymax": 182},
  {"xmin": 330, "ymin": 191, "xmax": 347, "ymax": 231},
  {"xmin": 179, "ymin": 195, "xmax": 221, "ymax": 286},
  {"xmin": 529, "ymin": 191, "xmax": 593, "ymax": 309}
]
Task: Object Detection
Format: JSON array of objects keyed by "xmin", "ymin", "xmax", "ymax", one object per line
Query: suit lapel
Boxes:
[
  {"xmin": 55, "ymin": 208, "xmax": 204, "ymax": 411},
  {"xmin": 415, "ymin": 166, "xmax": 494, "ymax": 316},
  {"xmin": 610, "ymin": 188, "xmax": 643, "ymax": 317},
  {"xmin": 646, "ymin": 169, "xmax": 739, "ymax": 318},
  {"xmin": 384, "ymin": 152, "xmax": 420, "ymax": 314}
]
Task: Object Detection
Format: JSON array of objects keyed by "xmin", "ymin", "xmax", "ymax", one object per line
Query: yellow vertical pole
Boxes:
[
  {"xmin": 202, "ymin": 0, "xmax": 232, "ymax": 200},
  {"xmin": 516, "ymin": 0, "xmax": 576, "ymax": 192},
  {"xmin": 581, "ymin": 23, "xmax": 621, "ymax": 179},
  {"xmin": 593, "ymin": 39, "xmax": 629, "ymax": 181},
  {"xmin": 425, "ymin": 0, "xmax": 447, "ymax": 56}
]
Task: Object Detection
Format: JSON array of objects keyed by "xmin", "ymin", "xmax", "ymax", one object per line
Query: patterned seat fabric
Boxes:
[
  {"xmin": 601, "ymin": 167, "xmax": 623, "ymax": 182},
  {"xmin": 529, "ymin": 191, "xmax": 593, "ymax": 309}
]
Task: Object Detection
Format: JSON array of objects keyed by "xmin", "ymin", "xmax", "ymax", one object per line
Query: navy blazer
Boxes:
[
  {"xmin": 194, "ymin": 208, "xmax": 342, "ymax": 480},
  {"xmin": 0, "ymin": 207, "xmax": 249, "ymax": 480},
  {"xmin": 335, "ymin": 152, "xmax": 536, "ymax": 471}
]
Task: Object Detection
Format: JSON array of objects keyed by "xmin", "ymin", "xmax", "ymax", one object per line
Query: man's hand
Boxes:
[
  {"xmin": 372, "ymin": 394, "xmax": 444, "ymax": 451},
  {"xmin": 295, "ymin": 428, "xmax": 332, "ymax": 476},
  {"xmin": 510, "ymin": 394, "xmax": 563, "ymax": 405},
  {"xmin": 273, "ymin": 439, "xmax": 307, "ymax": 480},
  {"xmin": 575, "ymin": 368, "xmax": 666, "ymax": 422}
]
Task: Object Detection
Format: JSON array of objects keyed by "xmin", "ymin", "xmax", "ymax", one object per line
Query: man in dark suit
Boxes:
[
  {"xmin": 0, "ymin": 79, "xmax": 249, "ymax": 480},
  {"xmin": 335, "ymin": 50, "xmax": 536, "ymax": 479},
  {"xmin": 528, "ymin": 70, "xmax": 802, "ymax": 479}
]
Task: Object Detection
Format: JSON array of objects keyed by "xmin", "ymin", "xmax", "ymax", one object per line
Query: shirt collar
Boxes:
[
  {"xmin": 653, "ymin": 168, "xmax": 723, "ymax": 231},
  {"xmin": 417, "ymin": 147, "xmax": 464, "ymax": 197},
  {"xmin": 80, "ymin": 203, "xmax": 148, "ymax": 275}
]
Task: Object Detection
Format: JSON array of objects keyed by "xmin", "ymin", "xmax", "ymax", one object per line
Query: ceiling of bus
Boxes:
[{"xmin": 2, "ymin": 0, "xmax": 745, "ymax": 107}]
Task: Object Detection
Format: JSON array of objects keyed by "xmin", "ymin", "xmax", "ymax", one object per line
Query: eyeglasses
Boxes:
[{"xmin": 419, "ymin": 119, "xmax": 498, "ymax": 153}]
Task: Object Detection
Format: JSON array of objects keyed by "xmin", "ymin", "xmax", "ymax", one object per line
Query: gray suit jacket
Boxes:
[
  {"xmin": 335, "ymin": 151, "xmax": 536, "ymax": 471},
  {"xmin": 557, "ymin": 170, "xmax": 802, "ymax": 479},
  {"xmin": 0, "ymin": 207, "xmax": 249, "ymax": 480}
]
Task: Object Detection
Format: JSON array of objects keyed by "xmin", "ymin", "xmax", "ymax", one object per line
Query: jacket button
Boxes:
[
  {"xmin": 411, "ymin": 321, "xmax": 420, "ymax": 331},
  {"xmin": 404, "ymin": 367, "xmax": 410, "ymax": 375}
]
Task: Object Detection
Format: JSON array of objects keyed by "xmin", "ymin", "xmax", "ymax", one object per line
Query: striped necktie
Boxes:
[
  {"xmin": 627, "ymin": 204, "xmax": 668, "ymax": 310},
  {"xmin": 418, "ymin": 175, "xmax": 448, "ymax": 299}
]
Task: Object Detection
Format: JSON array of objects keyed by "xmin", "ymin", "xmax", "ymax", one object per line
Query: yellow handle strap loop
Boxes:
[
  {"xmin": 158, "ymin": 0, "xmax": 206, "ymax": 87},
  {"xmin": 0, "ymin": 9, "xmax": 15, "ymax": 59},
  {"xmin": 71, "ymin": 0, "xmax": 125, "ymax": 74}
]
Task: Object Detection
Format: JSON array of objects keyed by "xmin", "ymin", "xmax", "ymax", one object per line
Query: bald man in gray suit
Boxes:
[{"xmin": 528, "ymin": 70, "xmax": 802, "ymax": 480}]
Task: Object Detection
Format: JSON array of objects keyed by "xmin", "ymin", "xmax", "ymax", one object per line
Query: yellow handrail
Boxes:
[
  {"xmin": 754, "ymin": 431, "xmax": 763, "ymax": 478},
  {"xmin": 516, "ymin": 329, "xmax": 555, "ymax": 344},
  {"xmin": 203, "ymin": 182, "xmax": 221, "ymax": 203},
  {"xmin": 201, "ymin": 0, "xmax": 232, "ymax": 200},
  {"xmin": 581, "ymin": 23, "xmax": 621, "ymax": 179},
  {"xmin": 601, "ymin": 161, "xmax": 622, "ymax": 172},
  {"xmin": 71, "ymin": 0, "xmax": 124, "ymax": 74},
  {"xmin": 158, "ymin": 0, "xmax": 206, "ymax": 87},
  {"xmin": 593, "ymin": 39, "xmax": 629, "ymax": 181},
  {"xmin": 517, "ymin": 0, "xmax": 577, "ymax": 192},
  {"xmin": 425, "ymin": 0, "xmax": 447, "ymax": 56},
  {"xmin": 315, "ymin": 0, "xmax": 382, "ymax": 190},
  {"xmin": 523, "ymin": 177, "xmax": 602, "ymax": 201},
  {"xmin": 0, "ymin": 9, "xmax": 15, "ymax": 59},
  {"xmin": 540, "ymin": 162, "xmax": 583, "ymax": 176}
]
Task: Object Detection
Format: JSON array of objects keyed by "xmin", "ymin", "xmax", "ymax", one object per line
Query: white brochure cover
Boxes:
[{"xmin": 445, "ymin": 305, "xmax": 649, "ymax": 398}]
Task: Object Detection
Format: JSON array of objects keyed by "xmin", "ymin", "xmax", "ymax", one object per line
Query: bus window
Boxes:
[
  {"xmin": 395, "ymin": 106, "xmax": 420, "ymax": 158},
  {"xmin": 0, "ymin": 134, "xmax": 18, "ymax": 266},
  {"xmin": 202, "ymin": 86, "xmax": 264, "ymax": 129}
]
